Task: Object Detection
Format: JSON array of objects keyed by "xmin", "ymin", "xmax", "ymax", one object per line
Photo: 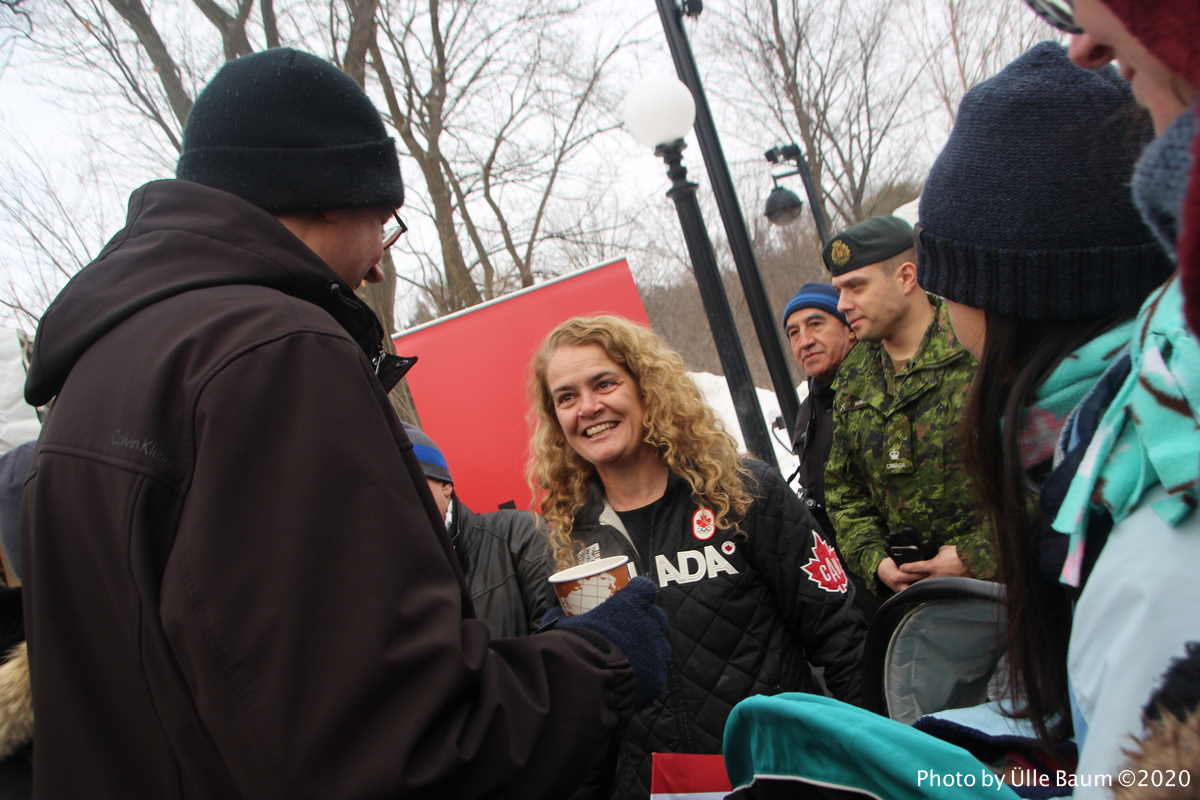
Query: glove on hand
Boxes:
[{"xmin": 541, "ymin": 576, "xmax": 669, "ymax": 710}]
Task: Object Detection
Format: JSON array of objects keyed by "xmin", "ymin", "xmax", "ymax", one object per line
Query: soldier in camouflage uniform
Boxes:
[{"xmin": 822, "ymin": 215, "xmax": 994, "ymax": 596}]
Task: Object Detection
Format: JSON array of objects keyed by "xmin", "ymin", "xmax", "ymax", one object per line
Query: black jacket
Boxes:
[
  {"xmin": 793, "ymin": 375, "xmax": 880, "ymax": 621},
  {"xmin": 450, "ymin": 499, "xmax": 550, "ymax": 638},
  {"xmin": 20, "ymin": 180, "xmax": 635, "ymax": 799},
  {"xmin": 569, "ymin": 459, "xmax": 865, "ymax": 799},
  {"xmin": 793, "ymin": 375, "xmax": 836, "ymax": 538}
]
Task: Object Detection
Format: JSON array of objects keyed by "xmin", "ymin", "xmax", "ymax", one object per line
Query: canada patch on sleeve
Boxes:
[{"xmin": 802, "ymin": 532, "xmax": 848, "ymax": 593}]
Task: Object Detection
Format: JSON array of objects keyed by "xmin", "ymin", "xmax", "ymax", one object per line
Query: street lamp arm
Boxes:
[{"xmin": 765, "ymin": 142, "xmax": 830, "ymax": 246}]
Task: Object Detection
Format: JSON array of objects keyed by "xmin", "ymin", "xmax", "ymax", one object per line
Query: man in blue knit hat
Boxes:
[
  {"xmin": 783, "ymin": 283, "xmax": 876, "ymax": 617},
  {"xmin": 403, "ymin": 423, "xmax": 551, "ymax": 639},
  {"xmin": 783, "ymin": 283, "xmax": 856, "ymax": 538}
]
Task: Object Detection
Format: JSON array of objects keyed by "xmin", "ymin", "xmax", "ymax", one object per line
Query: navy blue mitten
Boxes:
[{"xmin": 541, "ymin": 576, "xmax": 669, "ymax": 710}]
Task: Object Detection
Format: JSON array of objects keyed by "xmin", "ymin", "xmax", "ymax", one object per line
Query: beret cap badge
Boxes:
[
  {"xmin": 822, "ymin": 214, "xmax": 914, "ymax": 276},
  {"xmin": 830, "ymin": 241, "xmax": 851, "ymax": 268}
]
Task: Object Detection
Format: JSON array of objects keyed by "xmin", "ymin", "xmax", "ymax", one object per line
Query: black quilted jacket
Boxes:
[
  {"xmin": 569, "ymin": 459, "xmax": 866, "ymax": 799},
  {"xmin": 449, "ymin": 499, "xmax": 550, "ymax": 638}
]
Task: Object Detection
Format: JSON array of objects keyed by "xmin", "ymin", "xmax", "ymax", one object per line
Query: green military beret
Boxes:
[{"xmin": 822, "ymin": 215, "xmax": 915, "ymax": 276}]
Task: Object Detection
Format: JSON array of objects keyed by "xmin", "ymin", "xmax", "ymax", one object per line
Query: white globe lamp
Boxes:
[{"xmin": 623, "ymin": 76, "xmax": 696, "ymax": 149}]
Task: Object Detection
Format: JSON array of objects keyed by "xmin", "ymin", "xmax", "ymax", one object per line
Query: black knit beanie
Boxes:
[
  {"xmin": 917, "ymin": 41, "xmax": 1173, "ymax": 321},
  {"xmin": 176, "ymin": 48, "xmax": 404, "ymax": 214}
]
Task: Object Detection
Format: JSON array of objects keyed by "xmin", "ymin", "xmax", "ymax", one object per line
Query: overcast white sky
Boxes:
[
  {"xmin": 0, "ymin": 0, "xmax": 775, "ymax": 326},
  {"xmin": 0, "ymin": 0, "xmax": 973, "ymax": 338}
]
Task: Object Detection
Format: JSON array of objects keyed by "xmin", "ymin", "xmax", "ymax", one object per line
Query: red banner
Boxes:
[{"xmin": 393, "ymin": 259, "xmax": 648, "ymax": 512}]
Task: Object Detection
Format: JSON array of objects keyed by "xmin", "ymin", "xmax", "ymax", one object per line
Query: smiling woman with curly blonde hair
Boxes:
[
  {"xmin": 526, "ymin": 314, "xmax": 865, "ymax": 800},
  {"xmin": 528, "ymin": 315, "xmax": 752, "ymax": 569}
]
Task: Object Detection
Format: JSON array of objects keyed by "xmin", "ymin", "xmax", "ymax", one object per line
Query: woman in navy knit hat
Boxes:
[
  {"xmin": 917, "ymin": 41, "xmax": 1176, "ymax": 775},
  {"xmin": 1015, "ymin": 1, "xmax": 1200, "ymax": 791}
]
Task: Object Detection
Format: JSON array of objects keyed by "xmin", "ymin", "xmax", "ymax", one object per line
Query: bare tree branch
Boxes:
[
  {"xmin": 8, "ymin": 0, "xmax": 659, "ymax": 339},
  {"xmin": 0, "ymin": 139, "xmax": 107, "ymax": 333},
  {"xmin": 1, "ymin": 0, "xmax": 32, "ymax": 56},
  {"xmin": 104, "ymin": 0, "xmax": 193, "ymax": 127},
  {"xmin": 912, "ymin": 0, "xmax": 1059, "ymax": 130},
  {"xmin": 714, "ymin": 0, "xmax": 922, "ymax": 226},
  {"xmin": 341, "ymin": 0, "xmax": 378, "ymax": 84},
  {"xmin": 260, "ymin": 0, "xmax": 279, "ymax": 48},
  {"xmin": 190, "ymin": 0, "xmax": 254, "ymax": 61}
]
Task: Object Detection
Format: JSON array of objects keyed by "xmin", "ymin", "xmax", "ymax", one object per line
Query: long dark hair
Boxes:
[{"xmin": 962, "ymin": 310, "xmax": 1130, "ymax": 746}]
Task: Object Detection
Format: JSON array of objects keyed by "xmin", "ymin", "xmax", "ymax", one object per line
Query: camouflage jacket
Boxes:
[{"xmin": 825, "ymin": 297, "xmax": 993, "ymax": 592}]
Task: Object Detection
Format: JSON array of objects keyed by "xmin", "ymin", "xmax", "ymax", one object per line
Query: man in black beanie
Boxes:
[
  {"xmin": 20, "ymin": 48, "xmax": 667, "ymax": 799},
  {"xmin": 823, "ymin": 215, "xmax": 992, "ymax": 597}
]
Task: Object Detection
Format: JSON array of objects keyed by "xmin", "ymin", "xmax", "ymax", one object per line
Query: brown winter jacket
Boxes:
[{"xmin": 21, "ymin": 180, "xmax": 635, "ymax": 799}]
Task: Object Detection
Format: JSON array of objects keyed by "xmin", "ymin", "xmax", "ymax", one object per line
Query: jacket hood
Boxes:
[{"xmin": 26, "ymin": 180, "xmax": 398, "ymax": 406}]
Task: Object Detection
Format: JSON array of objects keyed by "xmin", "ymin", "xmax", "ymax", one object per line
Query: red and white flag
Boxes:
[{"xmin": 650, "ymin": 753, "xmax": 731, "ymax": 800}]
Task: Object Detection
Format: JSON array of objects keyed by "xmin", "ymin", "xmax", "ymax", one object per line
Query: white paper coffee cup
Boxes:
[{"xmin": 548, "ymin": 555, "xmax": 632, "ymax": 617}]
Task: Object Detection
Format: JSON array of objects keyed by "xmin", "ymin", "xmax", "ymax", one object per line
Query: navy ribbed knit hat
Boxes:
[
  {"xmin": 917, "ymin": 41, "xmax": 1173, "ymax": 321},
  {"xmin": 177, "ymin": 48, "xmax": 404, "ymax": 214},
  {"xmin": 782, "ymin": 283, "xmax": 848, "ymax": 327},
  {"xmin": 402, "ymin": 423, "xmax": 453, "ymax": 485}
]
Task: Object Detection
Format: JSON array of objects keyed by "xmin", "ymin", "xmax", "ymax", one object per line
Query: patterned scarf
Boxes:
[
  {"xmin": 1052, "ymin": 276, "xmax": 1200, "ymax": 587},
  {"xmin": 1018, "ymin": 321, "xmax": 1136, "ymax": 471}
]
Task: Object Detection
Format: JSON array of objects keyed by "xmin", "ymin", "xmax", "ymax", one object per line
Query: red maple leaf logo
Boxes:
[{"xmin": 802, "ymin": 532, "xmax": 848, "ymax": 594}]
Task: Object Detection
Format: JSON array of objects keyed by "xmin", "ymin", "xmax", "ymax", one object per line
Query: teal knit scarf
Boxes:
[
  {"xmin": 1052, "ymin": 276, "xmax": 1200, "ymax": 588},
  {"xmin": 1018, "ymin": 321, "xmax": 1136, "ymax": 470}
]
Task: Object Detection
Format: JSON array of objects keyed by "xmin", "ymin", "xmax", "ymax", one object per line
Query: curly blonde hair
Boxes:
[{"xmin": 527, "ymin": 315, "xmax": 755, "ymax": 569}]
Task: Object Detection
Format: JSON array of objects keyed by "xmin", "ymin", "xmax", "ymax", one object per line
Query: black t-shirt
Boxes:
[{"xmin": 614, "ymin": 494, "xmax": 668, "ymax": 571}]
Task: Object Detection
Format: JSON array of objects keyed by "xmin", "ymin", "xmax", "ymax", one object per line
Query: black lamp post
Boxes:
[
  {"xmin": 765, "ymin": 144, "xmax": 830, "ymax": 246},
  {"xmin": 651, "ymin": 0, "xmax": 801, "ymax": 447},
  {"xmin": 625, "ymin": 78, "xmax": 777, "ymax": 469}
]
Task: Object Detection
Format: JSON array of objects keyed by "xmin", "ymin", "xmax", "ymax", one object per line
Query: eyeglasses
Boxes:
[
  {"xmin": 383, "ymin": 211, "xmax": 408, "ymax": 249},
  {"xmin": 1021, "ymin": 0, "xmax": 1081, "ymax": 34}
]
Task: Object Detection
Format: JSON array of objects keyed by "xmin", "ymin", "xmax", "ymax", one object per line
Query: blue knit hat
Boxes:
[
  {"xmin": 782, "ymin": 283, "xmax": 848, "ymax": 328},
  {"xmin": 917, "ymin": 42, "xmax": 1173, "ymax": 321},
  {"xmin": 402, "ymin": 423, "xmax": 453, "ymax": 484}
]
